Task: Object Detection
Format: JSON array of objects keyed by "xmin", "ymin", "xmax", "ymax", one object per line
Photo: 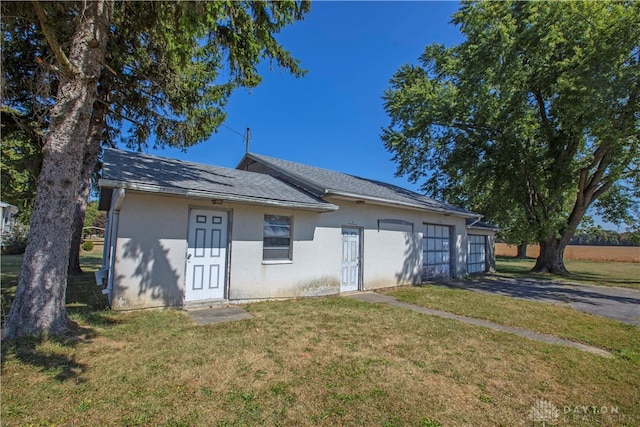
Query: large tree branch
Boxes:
[
  {"xmin": 562, "ymin": 136, "xmax": 581, "ymax": 169},
  {"xmin": 591, "ymin": 145, "xmax": 638, "ymax": 202},
  {"xmin": 592, "ymin": 179, "xmax": 614, "ymax": 201},
  {"xmin": 524, "ymin": 180, "xmax": 544, "ymax": 227},
  {"xmin": 567, "ymin": 144, "xmax": 615, "ymax": 235},
  {"xmin": 96, "ymin": 98, "xmax": 147, "ymax": 129},
  {"xmin": 533, "ymin": 90, "xmax": 554, "ymax": 142},
  {"xmin": 574, "ymin": 142, "xmax": 611, "ymax": 206},
  {"xmin": 31, "ymin": 0, "xmax": 75, "ymax": 77},
  {"xmin": 426, "ymin": 120, "xmax": 496, "ymax": 139},
  {"xmin": 583, "ymin": 145, "xmax": 611, "ymax": 197},
  {"xmin": 564, "ymin": 177, "xmax": 614, "ymax": 239}
]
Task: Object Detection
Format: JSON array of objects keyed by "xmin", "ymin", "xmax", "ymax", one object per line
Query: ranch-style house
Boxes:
[{"xmin": 97, "ymin": 149, "xmax": 496, "ymax": 310}]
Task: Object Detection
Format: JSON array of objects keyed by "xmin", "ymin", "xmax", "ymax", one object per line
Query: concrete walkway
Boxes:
[
  {"xmin": 344, "ymin": 291, "xmax": 613, "ymax": 358},
  {"xmin": 185, "ymin": 306, "xmax": 252, "ymax": 325}
]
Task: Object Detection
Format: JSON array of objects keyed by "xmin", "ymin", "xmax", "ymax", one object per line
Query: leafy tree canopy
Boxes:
[
  {"xmin": 0, "ymin": 107, "xmax": 43, "ymax": 223},
  {"xmin": 382, "ymin": 0, "xmax": 639, "ymax": 273},
  {"xmin": 1, "ymin": 0, "xmax": 309, "ymax": 225},
  {"xmin": 3, "ymin": 0, "xmax": 310, "ymax": 151},
  {"xmin": 1, "ymin": 0, "xmax": 310, "ymax": 339},
  {"xmin": 83, "ymin": 201, "xmax": 100, "ymax": 231}
]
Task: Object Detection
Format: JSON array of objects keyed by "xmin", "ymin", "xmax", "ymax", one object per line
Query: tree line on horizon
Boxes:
[
  {"xmin": 568, "ymin": 228, "xmax": 640, "ymax": 247},
  {"xmin": 498, "ymin": 228, "xmax": 640, "ymax": 247}
]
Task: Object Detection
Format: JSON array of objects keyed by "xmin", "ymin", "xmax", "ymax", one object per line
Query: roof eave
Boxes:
[
  {"xmin": 327, "ymin": 190, "xmax": 480, "ymax": 218},
  {"xmin": 99, "ymin": 179, "xmax": 339, "ymax": 213},
  {"xmin": 467, "ymin": 224, "xmax": 500, "ymax": 231}
]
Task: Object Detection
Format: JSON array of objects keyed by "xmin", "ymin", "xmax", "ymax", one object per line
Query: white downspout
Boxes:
[
  {"xmin": 468, "ymin": 215, "xmax": 483, "ymax": 228},
  {"xmin": 96, "ymin": 188, "xmax": 125, "ymax": 304}
]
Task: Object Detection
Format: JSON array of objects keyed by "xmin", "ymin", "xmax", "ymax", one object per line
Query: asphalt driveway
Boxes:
[{"xmin": 439, "ymin": 276, "xmax": 640, "ymax": 327}]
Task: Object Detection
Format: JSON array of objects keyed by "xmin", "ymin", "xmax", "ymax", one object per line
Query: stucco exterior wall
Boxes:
[
  {"xmin": 227, "ymin": 204, "xmax": 341, "ymax": 300},
  {"xmin": 319, "ymin": 197, "xmax": 468, "ymax": 287},
  {"xmin": 111, "ymin": 192, "xmax": 190, "ymax": 310},
  {"xmin": 108, "ymin": 191, "xmax": 479, "ymax": 310}
]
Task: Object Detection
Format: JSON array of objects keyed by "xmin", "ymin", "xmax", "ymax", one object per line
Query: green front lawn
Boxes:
[
  {"xmin": 384, "ymin": 285, "xmax": 640, "ymax": 359},
  {"xmin": 2, "ymin": 255, "xmax": 639, "ymax": 426}
]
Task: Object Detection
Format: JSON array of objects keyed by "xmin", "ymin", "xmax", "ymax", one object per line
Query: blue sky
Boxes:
[
  {"xmin": 146, "ymin": 1, "xmax": 618, "ymax": 229},
  {"xmin": 149, "ymin": 1, "xmax": 463, "ymax": 193}
]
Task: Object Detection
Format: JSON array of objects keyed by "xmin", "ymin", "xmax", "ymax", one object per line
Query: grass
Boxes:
[
  {"xmin": 382, "ymin": 285, "xmax": 640, "ymax": 359},
  {"xmin": 1, "ymin": 252, "xmax": 108, "ymax": 327},
  {"xmin": 496, "ymin": 256, "xmax": 640, "ymax": 290},
  {"xmin": 2, "ymin": 254, "xmax": 640, "ymax": 426}
]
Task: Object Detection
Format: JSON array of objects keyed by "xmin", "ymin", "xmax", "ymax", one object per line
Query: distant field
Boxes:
[{"xmin": 496, "ymin": 243, "xmax": 640, "ymax": 262}]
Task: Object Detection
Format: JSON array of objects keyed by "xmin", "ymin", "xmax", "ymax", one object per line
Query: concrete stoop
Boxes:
[{"xmin": 184, "ymin": 304, "xmax": 252, "ymax": 325}]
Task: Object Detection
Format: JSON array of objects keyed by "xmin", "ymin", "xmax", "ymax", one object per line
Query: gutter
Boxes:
[
  {"xmin": 113, "ymin": 187, "xmax": 126, "ymax": 211},
  {"xmin": 98, "ymin": 179, "xmax": 339, "ymax": 213}
]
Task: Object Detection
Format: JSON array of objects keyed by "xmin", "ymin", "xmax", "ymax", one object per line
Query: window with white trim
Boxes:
[
  {"xmin": 263, "ymin": 215, "xmax": 292, "ymax": 260},
  {"xmin": 422, "ymin": 224, "xmax": 451, "ymax": 279}
]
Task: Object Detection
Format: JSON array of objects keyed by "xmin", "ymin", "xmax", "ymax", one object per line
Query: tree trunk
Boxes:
[
  {"xmin": 531, "ymin": 166, "xmax": 596, "ymax": 275},
  {"xmin": 532, "ymin": 238, "xmax": 570, "ymax": 275},
  {"xmin": 516, "ymin": 242, "xmax": 528, "ymax": 258},
  {"xmin": 67, "ymin": 196, "xmax": 87, "ymax": 275},
  {"xmin": 4, "ymin": 1, "xmax": 112, "ymax": 339},
  {"xmin": 68, "ymin": 100, "xmax": 108, "ymax": 275}
]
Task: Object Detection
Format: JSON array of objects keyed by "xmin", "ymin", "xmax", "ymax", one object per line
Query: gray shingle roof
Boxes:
[
  {"xmin": 241, "ymin": 153, "xmax": 479, "ymax": 217},
  {"xmin": 99, "ymin": 149, "xmax": 337, "ymax": 212}
]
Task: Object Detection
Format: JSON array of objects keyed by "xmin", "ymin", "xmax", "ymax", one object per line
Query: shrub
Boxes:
[
  {"xmin": 82, "ymin": 240, "xmax": 94, "ymax": 252},
  {"xmin": 1, "ymin": 225, "xmax": 29, "ymax": 255}
]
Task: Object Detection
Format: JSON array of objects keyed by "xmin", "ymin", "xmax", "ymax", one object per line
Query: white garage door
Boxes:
[
  {"xmin": 422, "ymin": 224, "xmax": 451, "ymax": 279},
  {"xmin": 467, "ymin": 234, "xmax": 486, "ymax": 274}
]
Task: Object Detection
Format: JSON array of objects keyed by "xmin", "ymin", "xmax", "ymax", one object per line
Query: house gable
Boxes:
[{"xmin": 239, "ymin": 153, "xmax": 479, "ymax": 218}]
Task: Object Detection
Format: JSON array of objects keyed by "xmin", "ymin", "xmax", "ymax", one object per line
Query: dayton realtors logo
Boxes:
[
  {"xmin": 528, "ymin": 400, "xmax": 560, "ymax": 425},
  {"xmin": 527, "ymin": 400, "xmax": 628, "ymax": 425}
]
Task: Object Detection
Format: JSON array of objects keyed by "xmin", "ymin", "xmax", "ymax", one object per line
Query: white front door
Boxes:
[
  {"xmin": 341, "ymin": 227, "xmax": 361, "ymax": 292},
  {"xmin": 185, "ymin": 209, "xmax": 227, "ymax": 301}
]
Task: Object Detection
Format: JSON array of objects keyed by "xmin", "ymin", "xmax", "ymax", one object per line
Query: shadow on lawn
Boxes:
[
  {"xmin": 0, "ymin": 312, "xmax": 116, "ymax": 382},
  {"xmin": 1, "ymin": 256, "xmax": 116, "ymax": 383},
  {"xmin": 495, "ymin": 256, "xmax": 640, "ymax": 287},
  {"xmin": 566, "ymin": 271, "xmax": 640, "ymax": 287},
  {"xmin": 432, "ymin": 275, "xmax": 640, "ymax": 306}
]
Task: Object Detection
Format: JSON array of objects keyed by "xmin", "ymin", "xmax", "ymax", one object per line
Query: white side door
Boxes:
[
  {"xmin": 185, "ymin": 209, "xmax": 227, "ymax": 301},
  {"xmin": 341, "ymin": 227, "xmax": 361, "ymax": 292}
]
